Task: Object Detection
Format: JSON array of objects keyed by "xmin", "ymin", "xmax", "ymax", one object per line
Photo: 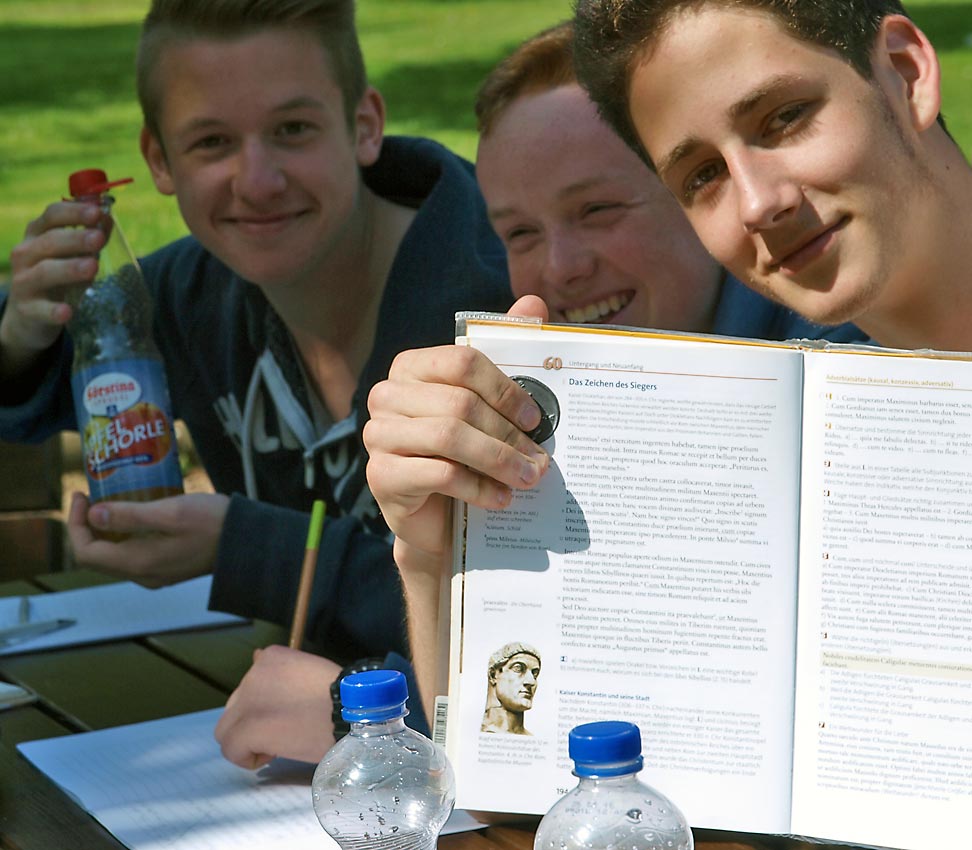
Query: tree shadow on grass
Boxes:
[
  {"xmin": 372, "ymin": 50, "xmax": 517, "ymax": 135},
  {"xmin": 0, "ymin": 22, "xmax": 141, "ymax": 110}
]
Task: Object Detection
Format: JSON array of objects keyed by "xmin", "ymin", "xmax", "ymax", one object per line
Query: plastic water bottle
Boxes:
[
  {"xmin": 65, "ymin": 169, "xmax": 183, "ymax": 506},
  {"xmin": 312, "ymin": 669, "xmax": 456, "ymax": 850},
  {"xmin": 534, "ymin": 721, "xmax": 693, "ymax": 850}
]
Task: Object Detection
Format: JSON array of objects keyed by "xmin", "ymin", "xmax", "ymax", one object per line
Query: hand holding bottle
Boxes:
[
  {"xmin": 2, "ymin": 199, "xmax": 105, "ymax": 381},
  {"xmin": 66, "ymin": 491, "xmax": 229, "ymax": 587}
]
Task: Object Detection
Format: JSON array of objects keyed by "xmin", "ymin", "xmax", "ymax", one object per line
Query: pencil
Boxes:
[{"xmin": 289, "ymin": 499, "xmax": 326, "ymax": 649}]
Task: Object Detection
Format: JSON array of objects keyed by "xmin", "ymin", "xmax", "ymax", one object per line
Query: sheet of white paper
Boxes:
[
  {"xmin": 0, "ymin": 577, "xmax": 244, "ymax": 655},
  {"xmin": 18, "ymin": 709, "xmax": 484, "ymax": 850}
]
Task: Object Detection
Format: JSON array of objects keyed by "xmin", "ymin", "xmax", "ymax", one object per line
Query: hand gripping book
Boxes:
[{"xmin": 439, "ymin": 313, "xmax": 972, "ymax": 850}]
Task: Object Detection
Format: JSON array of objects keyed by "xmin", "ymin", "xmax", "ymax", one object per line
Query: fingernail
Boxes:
[
  {"xmin": 84, "ymin": 230, "xmax": 102, "ymax": 249},
  {"xmin": 89, "ymin": 505, "xmax": 110, "ymax": 529},
  {"xmin": 520, "ymin": 458, "xmax": 541, "ymax": 485},
  {"xmin": 517, "ymin": 400, "xmax": 542, "ymax": 431},
  {"xmin": 529, "ymin": 446, "xmax": 548, "ymax": 468},
  {"xmin": 496, "ymin": 486, "xmax": 513, "ymax": 507}
]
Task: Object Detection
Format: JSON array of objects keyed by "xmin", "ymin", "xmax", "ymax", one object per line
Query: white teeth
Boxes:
[{"xmin": 564, "ymin": 292, "xmax": 631, "ymax": 324}]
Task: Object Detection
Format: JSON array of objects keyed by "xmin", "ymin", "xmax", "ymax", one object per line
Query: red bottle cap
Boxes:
[{"xmin": 68, "ymin": 169, "xmax": 134, "ymax": 198}]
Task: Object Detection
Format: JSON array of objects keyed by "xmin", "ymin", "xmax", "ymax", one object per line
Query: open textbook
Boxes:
[{"xmin": 441, "ymin": 314, "xmax": 972, "ymax": 850}]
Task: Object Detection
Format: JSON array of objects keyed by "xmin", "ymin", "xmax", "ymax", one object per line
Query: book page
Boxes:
[
  {"xmin": 451, "ymin": 322, "xmax": 804, "ymax": 831},
  {"xmin": 792, "ymin": 350, "xmax": 972, "ymax": 850}
]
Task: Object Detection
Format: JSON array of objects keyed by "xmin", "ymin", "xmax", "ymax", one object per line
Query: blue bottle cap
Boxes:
[
  {"xmin": 568, "ymin": 721, "xmax": 644, "ymax": 777},
  {"xmin": 340, "ymin": 669, "xmax": 409, "ymax": 723}
]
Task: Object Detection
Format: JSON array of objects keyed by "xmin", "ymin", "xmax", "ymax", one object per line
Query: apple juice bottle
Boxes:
[{"xmin": 65, "ymin": 169, "xmax": 183, "ymax": 504}]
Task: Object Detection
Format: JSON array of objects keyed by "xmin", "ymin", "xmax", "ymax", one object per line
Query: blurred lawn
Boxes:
[{"xmin": 2, "ymin": 0, "xmax": 971, "ymax": 281}]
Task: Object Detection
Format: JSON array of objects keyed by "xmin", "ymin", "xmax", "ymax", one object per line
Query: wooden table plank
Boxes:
[
  {"xmin": 0, "ymin": 579, "xmax": 44, "ymax": 599},
  {"xmin": 443, "ymin": 824, "xmax": 536, "ymax": 850},
  {"xmin": 32, "ymin": 569, "xmax": 120, "ymax": 592},
  {"xmin": 0, "ymin": 642, "xmax": 227, "ymax": 731},
  {"xmin": 147, "ymin": 620, "xmax": 288, "ymax": 692},
  {"xmin": 0, "ymin": 741, "xmax": 125, "ymax": 850},
  {"xmin": 0, "ymin": 704, "xmax": 73, "ymax": 747}
]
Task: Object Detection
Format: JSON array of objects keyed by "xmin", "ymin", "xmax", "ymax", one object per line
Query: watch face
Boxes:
[{"xmin": 511, "ymin": 375, "xmax": 560, "ymax": 444}]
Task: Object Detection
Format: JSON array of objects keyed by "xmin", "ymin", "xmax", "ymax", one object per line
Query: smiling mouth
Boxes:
[
  {"xmin": 230, "ymin": 211, "xmax": 306, "ymax": 229},
  {"xmin": 564, "ymin": 291, "xmax": 632, "ymax": 324},
  {"xmin": 771, "ymin": 217, "xmax": 849, "ymax": 273}
]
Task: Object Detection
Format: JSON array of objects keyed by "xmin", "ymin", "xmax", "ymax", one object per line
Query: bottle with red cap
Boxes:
[{"xmin": 65, "ymin": 169, "xmax": 183, "ymax": 509}]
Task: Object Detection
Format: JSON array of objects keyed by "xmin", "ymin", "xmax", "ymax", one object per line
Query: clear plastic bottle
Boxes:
[
  {"xmin": 534, "ymin": 721, "xmax": 693, "ymax": 850},
  {"xmin": 312, "ymin": 669, "xmax": 456, "ymax": 850},
  {"xmin": 65, "ymin": 169, "xmax": 183, "ymax": 506}
]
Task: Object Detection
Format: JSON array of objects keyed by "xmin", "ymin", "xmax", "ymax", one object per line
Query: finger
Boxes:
[
  {"xmin": 368, "ymin": 376, "xmax": 545, "ymax": 462},
  {"xmin": 22, "ymin": 200, "xmax": 102, "ymax": 240},
  {"xmin": 87, "ymin": 499, "xmax": 171, "ymax": 535},
  {"xmin": 67, "ymin": 509, "xmax": 165, "ymax": 585},
  {"xmin": 382, "ymin": 346, "xmax": 542, "ymax": 434},
  {"xmin": 368, "ymin": 449, "xmax": 512, "ymax": 515},
  {"xmin": 12, "ymin": 221, "xmax": 105, "ymax": 292},
  {"xmin": 216, "ymin": 718, "xmax": 276, "ymax": 770},
  {"xmin": 249, "ymin": 752, "xmax": 274, "ymax": 770},
  {"xmin": 365, "ymin": 414, "xmax": 545, "ymax": 494},
  {"xmin": 66, "ymin": 492, "xmax": 96, "ymax": 547}
]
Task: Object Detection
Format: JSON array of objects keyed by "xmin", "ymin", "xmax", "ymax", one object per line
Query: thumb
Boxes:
[
  {"xmin": 508, "ymin": 295, "xmax": 548, "ymax": 322},
  {"xmin": 87, "ymin": 500, "xmax": 152, "ymax": 533}
]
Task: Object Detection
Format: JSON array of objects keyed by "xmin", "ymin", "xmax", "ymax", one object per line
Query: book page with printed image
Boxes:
[{"xmin": 447, "ymin": 318, "xmax": 806, "ymax": 831}]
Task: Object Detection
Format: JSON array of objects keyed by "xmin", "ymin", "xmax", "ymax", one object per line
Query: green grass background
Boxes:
[{"xmin": 2, "ymin": 0, "xmax": 971, "ymax": 282}]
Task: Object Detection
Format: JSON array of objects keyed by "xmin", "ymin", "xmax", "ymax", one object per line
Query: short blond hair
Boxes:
[{"xmin": 137, "ymin": 0, "xmax": 366, "ymax": 142}]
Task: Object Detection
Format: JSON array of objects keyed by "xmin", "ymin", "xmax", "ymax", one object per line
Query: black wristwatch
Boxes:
[{"xmin": 330, "ymin": 657, "xmax": 386, "ymax": 739}]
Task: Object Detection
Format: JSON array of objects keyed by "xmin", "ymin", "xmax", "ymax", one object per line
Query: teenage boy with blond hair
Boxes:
[{"xmin": 0, "ymin": 0, "xmax": 510, "ymax": 766}]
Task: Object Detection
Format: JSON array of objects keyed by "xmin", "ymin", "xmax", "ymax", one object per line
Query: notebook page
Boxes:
[
  {"xmin": 19, "ymin": 709, "xmax": 482, "ymax": 850},
  {"xmin": 0, "ymin": 576, "xmax": 244, "ymax": 655}
]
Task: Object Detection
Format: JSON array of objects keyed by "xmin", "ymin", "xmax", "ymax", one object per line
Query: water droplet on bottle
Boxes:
[{"xmin": 626, "ymin": 808, "xmax": 642, "ymax": 823}]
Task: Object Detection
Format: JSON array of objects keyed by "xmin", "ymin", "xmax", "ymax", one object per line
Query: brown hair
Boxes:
[
  {"xmin": 136, "ymin": 0, "xmax": 366, "ymax": 142},
  {"xmin": 475, "ymin": 20, "xmax": 579, "ymax": 136},
  {"xmin": 572, "ymin": 0, "xmax": 924, "ymax": 165}
]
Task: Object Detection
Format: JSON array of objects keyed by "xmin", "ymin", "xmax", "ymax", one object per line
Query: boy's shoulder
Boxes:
[{"xmin": 363, "ymin": 135, "xmax": 477, "ymax": 207}]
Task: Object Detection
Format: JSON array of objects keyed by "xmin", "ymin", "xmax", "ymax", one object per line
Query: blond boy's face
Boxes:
[{"xmin": 141, "ymin": 27, "xmax": 380, "ymax": 290}]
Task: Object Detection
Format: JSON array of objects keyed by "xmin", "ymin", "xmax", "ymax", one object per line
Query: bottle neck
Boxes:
[
  {"xmin": 348, "ymin": 714, "xmax": 407, "ymax": 737},
  {"xmin": 575, "ymin": 771, "xmax": 641, "ymax": 791}
]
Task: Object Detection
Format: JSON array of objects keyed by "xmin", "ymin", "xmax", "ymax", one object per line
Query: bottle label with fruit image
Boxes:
[{"xmin": 71, "ymin": 358, "xmax": 184, "ymax": 502}]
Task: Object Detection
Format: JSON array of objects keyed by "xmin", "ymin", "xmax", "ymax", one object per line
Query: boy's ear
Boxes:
[
  {"xmin": 354, "ymin": 86, "xmax": 385, "ymax": 168},
  {"xmin": 874, "ymin": 14, "xmax": 942, "ymax": 133},
  {"xmin": 140, "ymin": 126, "xmax": 176, "ymax": 196}
]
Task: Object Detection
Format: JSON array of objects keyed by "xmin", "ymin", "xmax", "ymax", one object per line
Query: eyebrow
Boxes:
[
  {"xmin": 173, "ymin": 96, "xmax": 327, "ymax": 137},
  {"xmin": 655, "ymin": 73, "xmax": 805, "ymax": 180},
  {"xmin": 488, "ymin": 175, "xmax": 621, "ymax": 222}
]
